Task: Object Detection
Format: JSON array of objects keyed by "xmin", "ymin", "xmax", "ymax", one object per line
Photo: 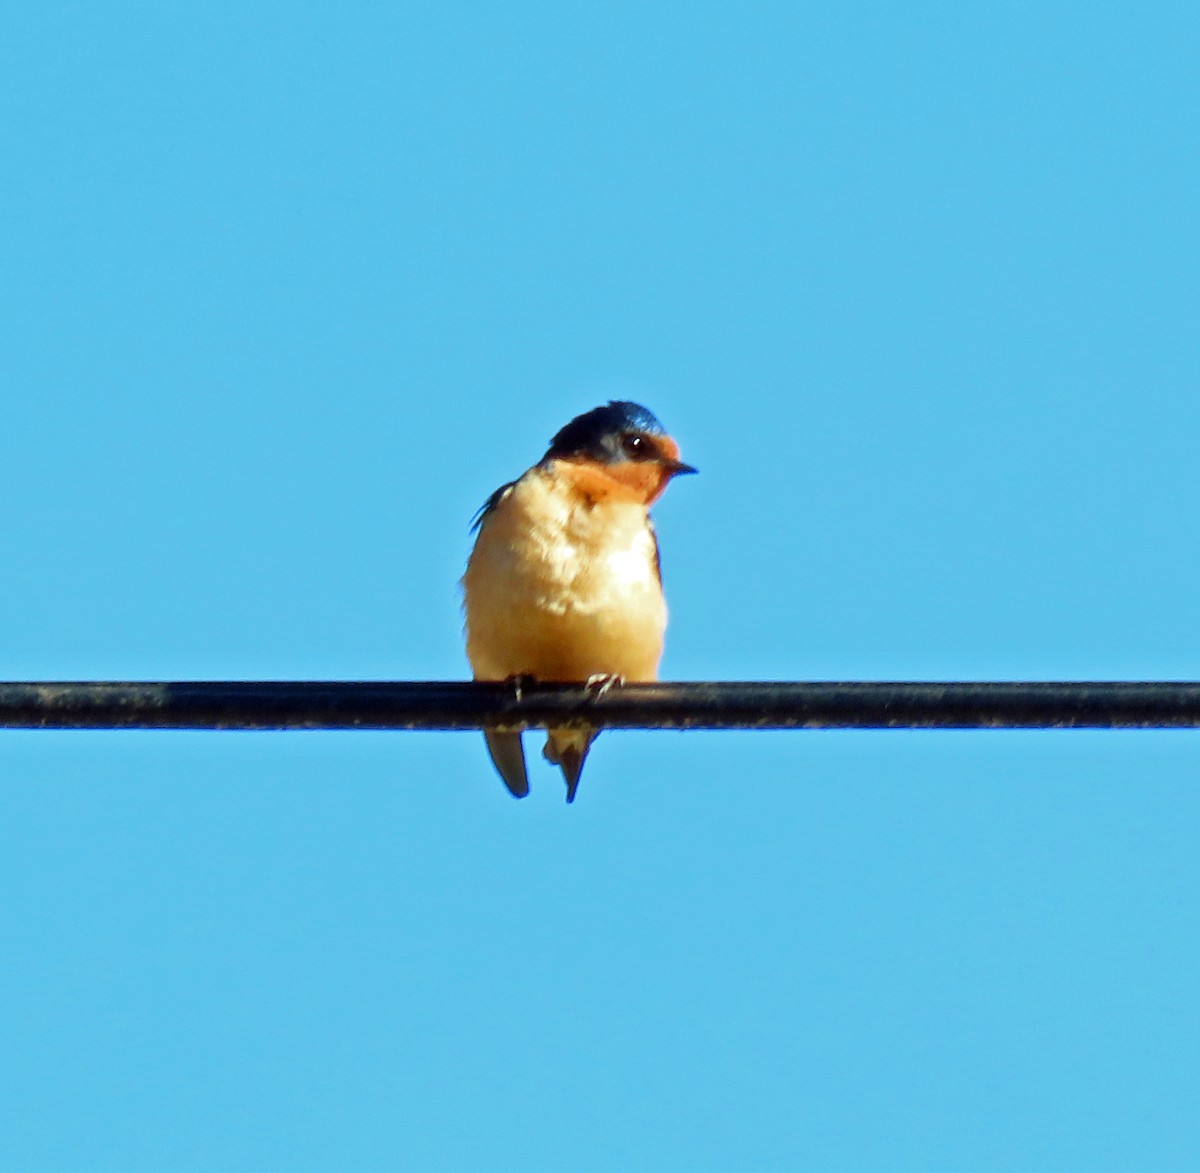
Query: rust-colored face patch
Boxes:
[
  {"xmin": 552, "ymin": 429, "xmax": 692, "ymax": 506},
  {"xmin": 656, "ymin": 435, "xmax": 683, "ymax": 466},
  {"xmin": 555, "ymin": 457, "xmax": 670, "ymax": 505}
]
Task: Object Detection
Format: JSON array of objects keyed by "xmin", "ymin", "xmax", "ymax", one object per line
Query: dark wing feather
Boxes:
[
  {"xmin": 470, "ymin": 481, "xmax": 516, "ymax": 532},
  {"xmin": 484, "ymin": 731, "xmax": 529, "ymax": 798}
]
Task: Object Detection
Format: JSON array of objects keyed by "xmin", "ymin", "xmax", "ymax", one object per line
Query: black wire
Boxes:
[{"xmin": 3, "ymin": 681, "xmax": 1200, "ymax": 730}]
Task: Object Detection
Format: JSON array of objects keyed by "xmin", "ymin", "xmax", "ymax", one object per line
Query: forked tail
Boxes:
[{"xmin": 544, "ymin": 727, "xmax": 598, "ymax": 803}]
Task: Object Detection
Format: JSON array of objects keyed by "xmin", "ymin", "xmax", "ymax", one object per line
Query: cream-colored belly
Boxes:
[{"xmin": 462, "ymin": 469, "xmax": 666, "ymax": 682}]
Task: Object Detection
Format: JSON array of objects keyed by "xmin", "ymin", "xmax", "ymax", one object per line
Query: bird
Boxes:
[{"xmin": 462, "ymin": 401, "xmax": 696, "ymax": 802}]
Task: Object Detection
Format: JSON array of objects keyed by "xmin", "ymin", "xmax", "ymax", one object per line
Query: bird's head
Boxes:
[{"xmin": 541, "ymin": 401, "xmax": 697, "ymax": 505}]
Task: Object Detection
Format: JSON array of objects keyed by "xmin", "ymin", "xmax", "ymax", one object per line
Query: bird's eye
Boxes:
[{"xmin": 621, "ymin": 433, "xmax": 649, "ymax": 459}]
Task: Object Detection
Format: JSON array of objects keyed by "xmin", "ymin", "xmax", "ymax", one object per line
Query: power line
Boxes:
[{"xmin": 2, "ymin": 681, "xmax": 1200, "ymax": 730}]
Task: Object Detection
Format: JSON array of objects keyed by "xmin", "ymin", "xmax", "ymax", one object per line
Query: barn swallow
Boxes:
[{"xmin": 462, "ymin": 401, "xmax": 696, "ymax": 802}]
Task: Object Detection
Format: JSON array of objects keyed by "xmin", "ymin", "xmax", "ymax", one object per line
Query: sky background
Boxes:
[{"xmin": 2, "ymin": 1, "xmax": 1199, "ymax": 1168}]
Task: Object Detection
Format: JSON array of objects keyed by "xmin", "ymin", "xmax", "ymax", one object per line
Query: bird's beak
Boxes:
[{"xmin": 664, "ymin": 459, "xmax": 698, "ymax": 477}]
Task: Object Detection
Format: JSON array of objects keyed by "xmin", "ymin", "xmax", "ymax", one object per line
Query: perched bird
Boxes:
[{"xmin": 462, "ymin": 401, "xmax": 696, "ymax": 802}]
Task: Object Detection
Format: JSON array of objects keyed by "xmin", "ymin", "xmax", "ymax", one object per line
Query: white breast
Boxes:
[{"xmin": 462, "ymin": 466, "xmax": 667, "ymax": 682}]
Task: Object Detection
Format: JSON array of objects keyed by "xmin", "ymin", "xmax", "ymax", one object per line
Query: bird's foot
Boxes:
[
  {"xmin": 584, "ymin": 673, "xmax": 625, "ymax": 698},
  {"xmin": 504, "ymin": 673, "xmax": 536, "ymax": 703}
]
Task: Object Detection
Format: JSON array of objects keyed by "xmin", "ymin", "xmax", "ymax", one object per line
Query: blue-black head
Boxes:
[{"xmin": 542, "ymin": 401, "xmax": 697, "ymax": 475}]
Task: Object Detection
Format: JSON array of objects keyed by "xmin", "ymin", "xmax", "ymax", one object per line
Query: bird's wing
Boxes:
[
  {"xmin": 484, "ymin": 730, "xmax": 529, "ymax": 798},
  {"xmin": 470, "ymin": 481, "xmax": 517, "ymax": 532},
  {"xmin": 649, "ymin": 518, "xmax": 663, "ymax": 585}
]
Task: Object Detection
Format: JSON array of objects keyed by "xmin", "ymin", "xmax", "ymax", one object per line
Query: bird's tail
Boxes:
[
  {"xmin": 484, "ymin": 731, "xmax": 529, "ymax": 798},
  {"xmin": 543, "ymin": 726, "xmax": 597, "ymax": 803}
]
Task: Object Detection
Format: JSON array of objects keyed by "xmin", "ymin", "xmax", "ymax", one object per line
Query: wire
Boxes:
[{"xmin": 3, "ymin": 681, "xmax": 1200, "ymax": 730}]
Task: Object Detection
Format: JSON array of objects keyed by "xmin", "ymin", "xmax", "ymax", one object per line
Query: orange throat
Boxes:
[{"xmin": 553, "ymin": 456, "xmax": 673, "ymax": 505}]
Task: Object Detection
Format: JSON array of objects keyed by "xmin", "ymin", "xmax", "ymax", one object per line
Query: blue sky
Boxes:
[{"xmin": 2, "ymin": 1, "xmax": 1199, "ymax": 1168}]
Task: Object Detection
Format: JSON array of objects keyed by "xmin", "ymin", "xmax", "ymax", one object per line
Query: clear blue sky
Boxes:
[{"xmin": 3, "ymin": 1, "xmax": 1198, "ymax": 1168}]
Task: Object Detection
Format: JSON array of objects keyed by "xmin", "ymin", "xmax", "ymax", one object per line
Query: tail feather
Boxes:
[
  {"xmin": 484, "ymin": 731, "xmax": 529, "ymax": 798},
  {"xmin": 544, "ymin": 727, "xmax": 598, "ymax": 804}
]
